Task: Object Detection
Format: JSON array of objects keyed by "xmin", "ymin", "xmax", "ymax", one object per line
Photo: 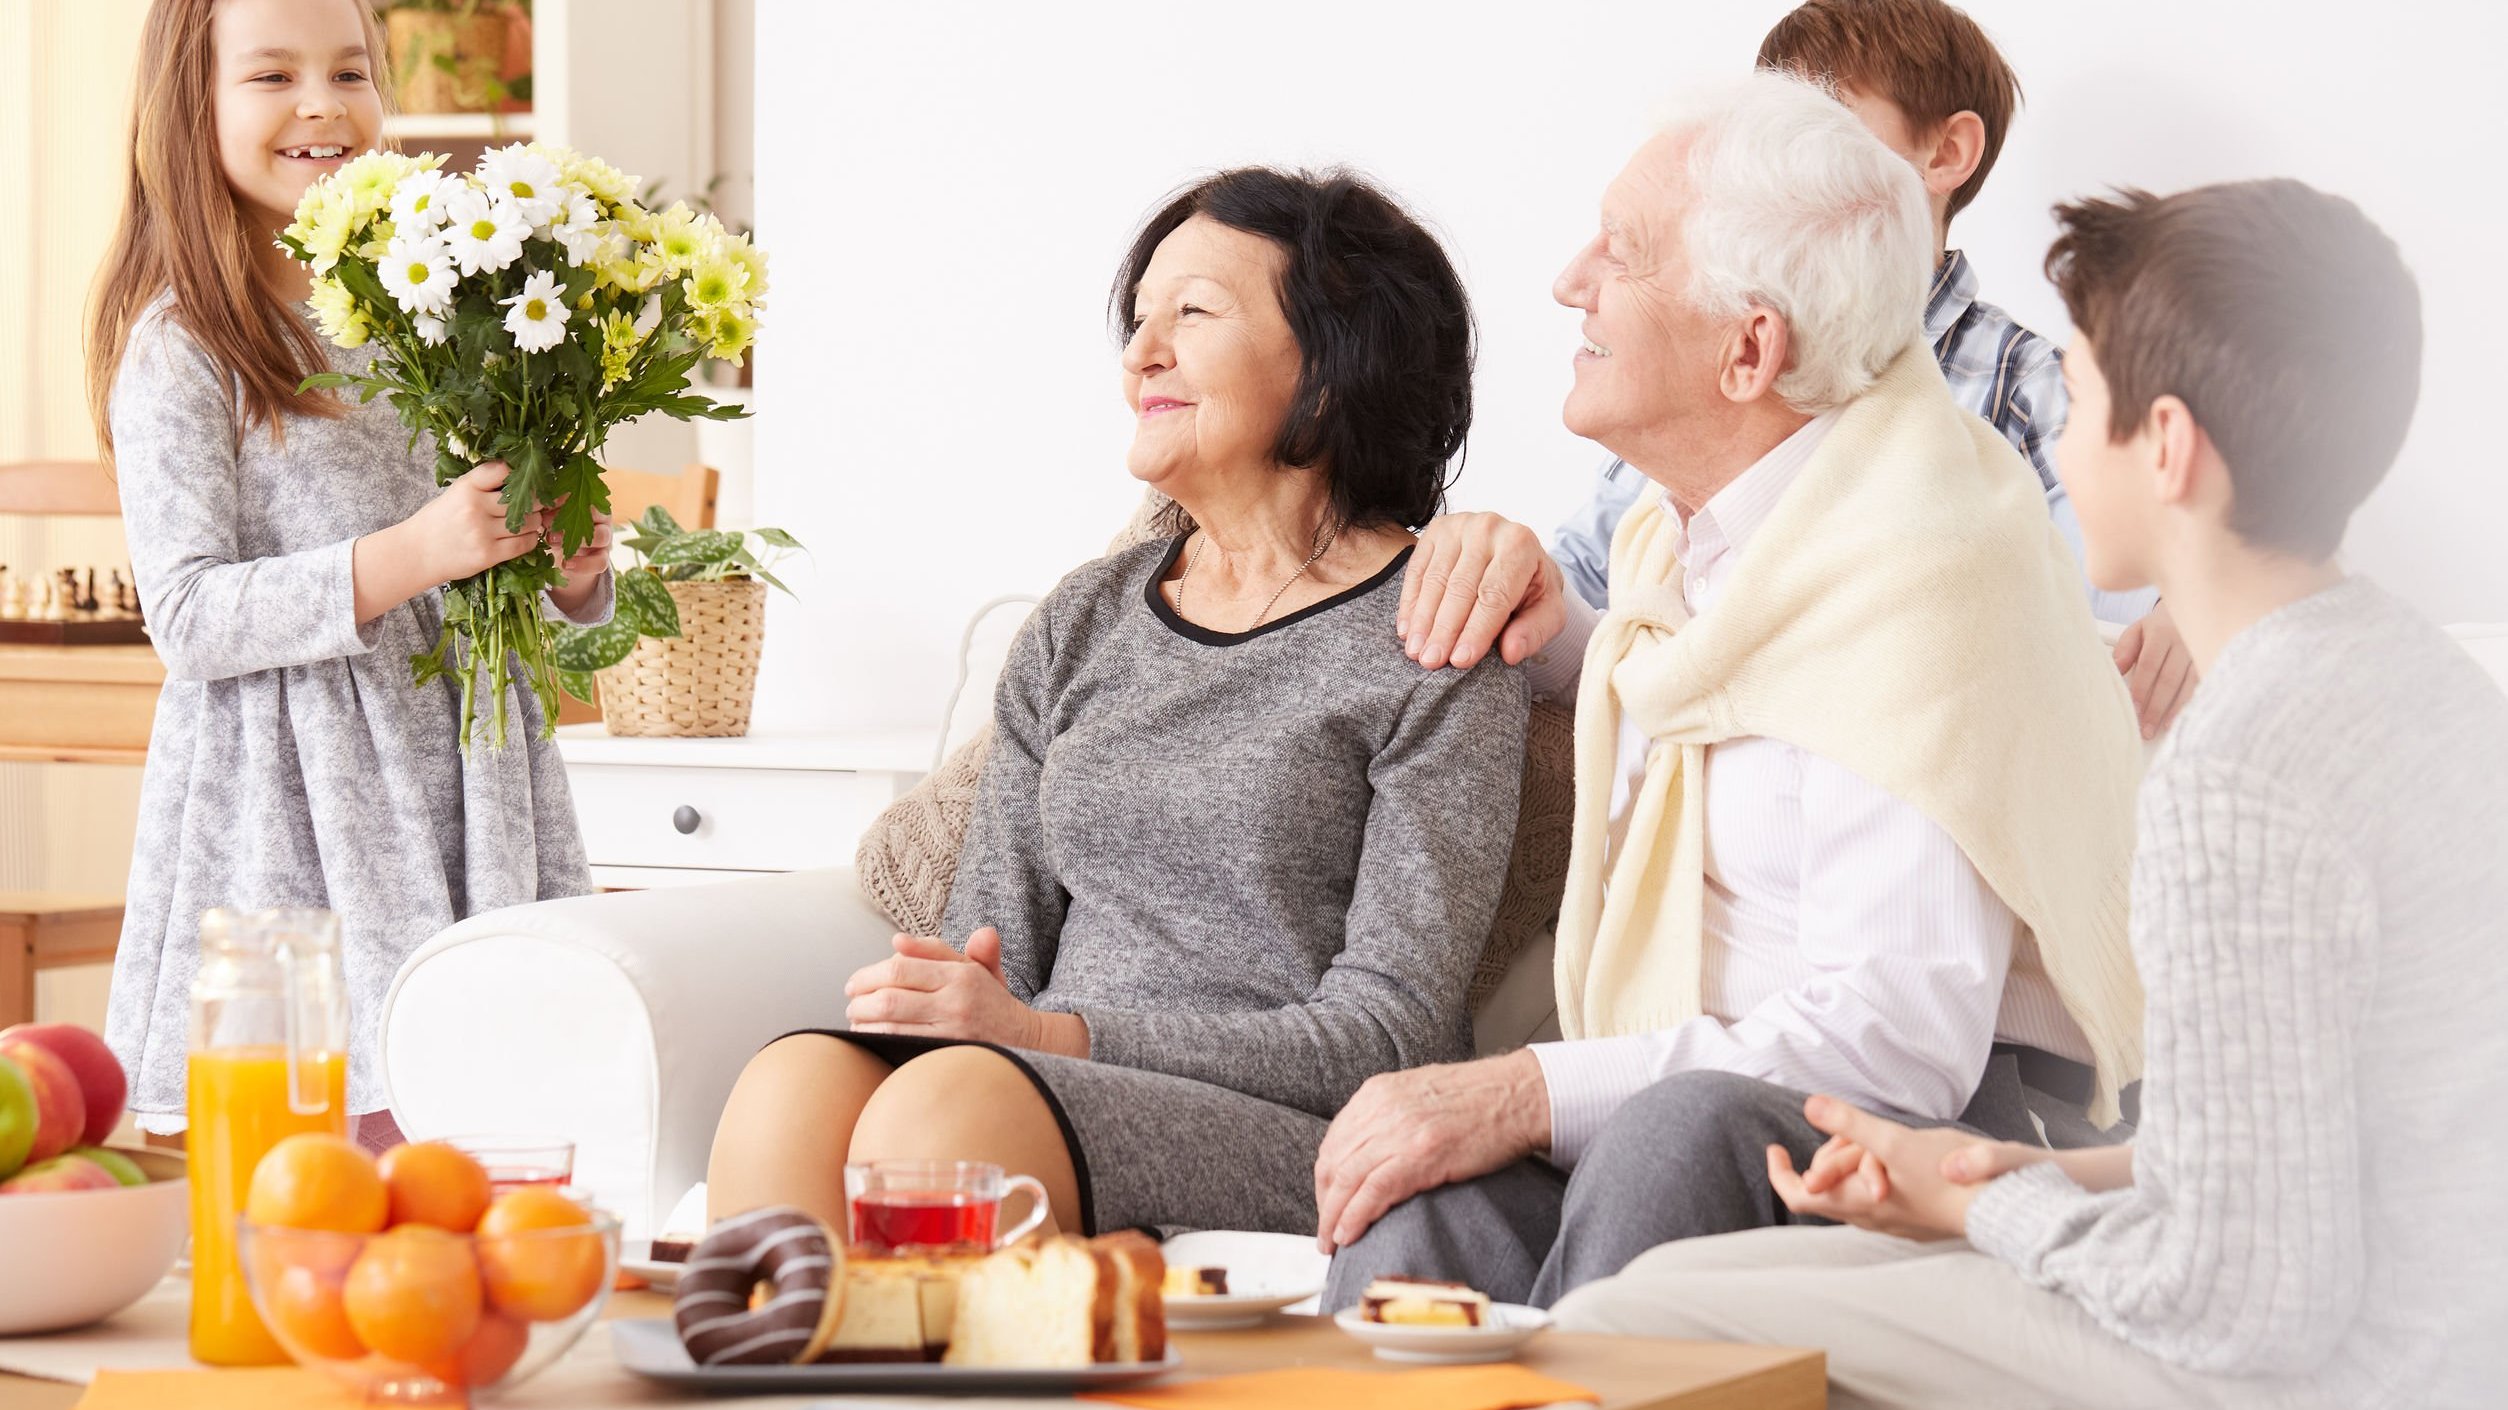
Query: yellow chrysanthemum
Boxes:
[
  {"xmin": 307, "ymin": 277, "xmax": 369, "ymax": 348},
  {"xmin": 563, "ymin": 152, "xmax": 639, "ymax": 209},
  {"xmin": 704, "ymin": 308, "xmax": 756, "ymax": 365},
  {"xmin": 726, "ymin": 234, "xmax": 769, "ymax": 306},
  {"xmin": 336, "ymin": 149, "xmax": 417, "ymax": 219},
  {"xmin": 684, "ymin": 250, "xmax": 748, "ymax": 311},
  {"xmin": 596, "ymin": 309, "xmax": 642, "ymax": 389},
  {"xmin": 650, "ymin": 203, "xmax": 715, "ymax": 274}
]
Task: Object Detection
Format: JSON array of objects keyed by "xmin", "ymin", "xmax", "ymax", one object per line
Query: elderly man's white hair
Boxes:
[{"xmin": 1654, "ymin": 70, "xmax": 1933, "ymax": 414}]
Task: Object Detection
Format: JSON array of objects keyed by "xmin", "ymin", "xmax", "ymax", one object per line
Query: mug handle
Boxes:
[{"xmin": 995, "ymin": 1174, "xmax": 1051, "ymax": 1248}]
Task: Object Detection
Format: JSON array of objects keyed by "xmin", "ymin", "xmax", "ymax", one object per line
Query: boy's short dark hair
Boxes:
[
  {"xmin": 1757, "ymin": 0, "xmax": 2019, "ymax": 221},
  {"xmin": 2047, "ymin": 179, "xmax": 2423, "ymax": 559}
]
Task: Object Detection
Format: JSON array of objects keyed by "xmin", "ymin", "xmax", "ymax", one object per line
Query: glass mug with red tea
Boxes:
[
  {"xmin": 442, "ymin": 1136, "xmax": 574, "ymax": 1193},
  {"xmin": 845, "ymin": 1159, "xmax": 1049, "ymax": 1254}
]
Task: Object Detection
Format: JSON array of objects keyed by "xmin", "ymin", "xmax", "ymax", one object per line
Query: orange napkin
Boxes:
[
  {"xmin": 75, "ymin": 1367, "xmax": 366, "ymax": 1409},
  {"xmin": 1082, "ymin": 1364, "xmax": 1598, "ymax": 1410}
]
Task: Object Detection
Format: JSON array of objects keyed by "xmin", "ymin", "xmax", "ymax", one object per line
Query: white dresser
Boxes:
[{"xmin": 552, "ymin": 725, "xmax": 932, "ymax": 889}]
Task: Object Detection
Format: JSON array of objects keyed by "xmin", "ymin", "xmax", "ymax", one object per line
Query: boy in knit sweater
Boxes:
[{"xmin": 1548, "ymin": 181, "xmax": 2508, "ymax": 1409}]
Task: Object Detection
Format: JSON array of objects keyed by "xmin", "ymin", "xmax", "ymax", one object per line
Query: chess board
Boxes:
[{"xmin": 0, "ymin": 616, "xmax": 150, "ymax": 646}]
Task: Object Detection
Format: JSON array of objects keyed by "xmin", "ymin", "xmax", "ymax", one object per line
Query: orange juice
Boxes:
[{"xmin": 185, "ymin": 1045, "xmax": 348, "ymax": 1365}]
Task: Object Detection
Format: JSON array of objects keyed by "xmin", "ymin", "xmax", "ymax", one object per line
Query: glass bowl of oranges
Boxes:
[{"xmin": 237, "ymin": 1134, "xmax": 619, "ymax": 1404}]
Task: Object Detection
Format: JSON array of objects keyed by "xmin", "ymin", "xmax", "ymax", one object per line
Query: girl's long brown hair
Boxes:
[{"xmin": 85, "ymin": 0, "xmax": 391, "ymax": 466}]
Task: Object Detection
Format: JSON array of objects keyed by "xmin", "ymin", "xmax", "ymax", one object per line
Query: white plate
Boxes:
[
  {"xmin": 1157, "ymin": 1230, "xmax": 1328, "ymax": 1329},
  {"xmin": 610, "ymin": 1318, "xmax": 1183, "ymax": 1392},
  {"xmin": 1332, "ymin": 1303, "xmax": 1551, "ymax": 1364}
]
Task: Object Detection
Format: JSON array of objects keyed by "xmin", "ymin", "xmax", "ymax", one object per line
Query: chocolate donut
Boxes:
[{"xmin": 672, "ymin": 1206, "xmax": 849, "ymax": 1366}]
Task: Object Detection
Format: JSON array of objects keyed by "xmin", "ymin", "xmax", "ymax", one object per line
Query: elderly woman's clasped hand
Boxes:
[{"xmin": 844, "ymin": 929, "xmax": 1091, "ymax": 1058}]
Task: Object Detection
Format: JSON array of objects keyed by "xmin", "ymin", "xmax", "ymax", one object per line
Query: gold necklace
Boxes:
[{"xmin": 1174, "ymin": 521, "xmax": 1339, "ymax": 631}]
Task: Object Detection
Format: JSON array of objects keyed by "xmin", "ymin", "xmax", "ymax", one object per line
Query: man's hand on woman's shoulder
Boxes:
[{"xmin": 1396, "ymin": 513, "xmax": 1569, "ymax": 671}]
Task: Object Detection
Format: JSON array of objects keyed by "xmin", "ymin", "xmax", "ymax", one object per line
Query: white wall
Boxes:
[{"xmin": 752, "ymin": 0, "xmax": 2508, "ymax": 735}]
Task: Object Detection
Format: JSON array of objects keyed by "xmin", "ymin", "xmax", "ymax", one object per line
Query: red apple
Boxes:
[
  {"xmin": 0, "ymin": 1056, "xmax": 33, "ymax": 1180},
  {"xmin": 0, "ymin": 1024, "xmax": 126, "ymax": 1145},
  {"xmin": 0, "ymin": 1153, "xmax": 118, "ymax": 1194},
  {"xmin": 0, "ymin": 1039, "xmax": 82, "ymax": 1166}
]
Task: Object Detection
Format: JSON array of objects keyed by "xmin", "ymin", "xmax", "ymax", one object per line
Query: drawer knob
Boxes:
[{"xmin": 672, "ymin": 805, "xmax": 701, "ymax": 835}]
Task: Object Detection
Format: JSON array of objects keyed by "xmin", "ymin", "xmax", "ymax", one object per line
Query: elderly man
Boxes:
[{"xmin": 1314, "ymin": 71, "xmax": 2145, "ymax": 1311}]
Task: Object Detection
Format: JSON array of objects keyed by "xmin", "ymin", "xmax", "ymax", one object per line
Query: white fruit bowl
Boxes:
[{"xmin": 0, "ymin": 1148, "xmax": 189, "ymax": 1335}]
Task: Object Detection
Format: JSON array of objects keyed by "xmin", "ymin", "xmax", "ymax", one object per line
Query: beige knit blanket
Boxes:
[{"xmin": 1556, "ymin": 343, "xmax": 2147, "ymax": 1124}]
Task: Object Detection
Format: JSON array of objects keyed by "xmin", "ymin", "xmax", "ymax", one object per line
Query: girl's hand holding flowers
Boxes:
[
  {"xmin": 355, "ymin": 460, "xmax": 545, "ymax": 625},
  {"xmin": 844, "ymin": 930, "xmax": 1090, "ymax": 1058},
  {"xmin": 547, "ymin": 502, "xmax": 612, "ymax": 615}
]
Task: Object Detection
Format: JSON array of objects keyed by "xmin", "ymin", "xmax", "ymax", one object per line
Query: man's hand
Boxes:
[
  {"xmin": 1312, "ymin": 1050, "xmax": 1550, "ymax": 1253},
  {"xmin": 2114, "ymin": 601, "xmax": 2196, "ymax": 739},
  {"xmin": 1764, "ymin": 1095, "xmax": 1992, "ymax": 1242},
  {"xmin": 1396, "ymin": 513, "xmax": 1568, "ymax": 671},
  {"xmin": 844, "ymin": 929, "xmax": 1084, "ymax": 1055}
]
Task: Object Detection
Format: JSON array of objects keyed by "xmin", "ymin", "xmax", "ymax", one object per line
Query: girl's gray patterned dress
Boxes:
[
  {"xmin": 898, "ymin": 536, "xmax": 1528, "ymax": 1235},
  {"xmin": 104, "ymin": 296, "xmax": 607, "ymax": 1124}
]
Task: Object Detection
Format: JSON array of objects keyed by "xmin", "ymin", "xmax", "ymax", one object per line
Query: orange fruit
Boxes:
[
  {"xmin": 426, "ymin": 1311, "xmax": 529, "ymax": 1387},
  {"xmin": 341, "ymin": 1225, "xmax": 482, "ymax": 1365},
  {"xmin": 246, "ymin": 1133, "xmax": 388, "ymax": 1234},
  {"xmin": 264, "ymin": 1260, "xmax": 365, "ymax": 1361},
  {"xmin": 475, "ymin": 1186, "xmax": 605, "ymax": 1322},
  {"xmin": 377, "ymin": 1142, "xmax": 493, "ymax": 1233}
]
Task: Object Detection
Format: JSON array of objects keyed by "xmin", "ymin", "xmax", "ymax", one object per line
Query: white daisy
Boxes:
[
  {"xmin": 551, "ymin": 189, "xmax": 606, "ymax": 266},
  {"xmin": 477, "ymin": 143, "xmax": 566, "ymax": 230},
  {"xmin": 387, "ymin": 168, "xmax": 454, "ymax": 233},
  {"xmin": 438, "ymin": 186, "xmax": 530, "ymax": 276},
  {"xmin": 500, "ymin": 269, "xmax": 570, "ymax": 353},
  {"xmin": 377, "ymin": 234, "xmax": 457, "ymax": 316},
  {"xmin": 413, "ymin": 312, "xmax": 448, "ymax": 346}
]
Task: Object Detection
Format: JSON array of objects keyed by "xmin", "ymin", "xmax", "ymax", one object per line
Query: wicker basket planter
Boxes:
[
  {"xmin": 594, "ymin": 579, "xmax": 765, "ymax": 737},
  {"xmin": 385, "ymin": 9, "xmax": 507, "ymax": 115}
]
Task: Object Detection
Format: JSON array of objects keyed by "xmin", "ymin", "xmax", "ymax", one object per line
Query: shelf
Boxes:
[{"xmin": 382, "ymin": 111, "xmax": 536, "ymax": 142}]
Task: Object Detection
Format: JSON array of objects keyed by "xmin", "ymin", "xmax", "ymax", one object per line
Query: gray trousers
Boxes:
[{"xmin": 1321, "ymin": 1055, "xmax": 2111, "ymax": 1311}]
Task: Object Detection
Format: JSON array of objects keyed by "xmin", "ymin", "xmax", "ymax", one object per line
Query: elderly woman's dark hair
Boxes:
[{"xmin": 1111, "ymin": 167, "xmax": 1474, "ymax": 531}]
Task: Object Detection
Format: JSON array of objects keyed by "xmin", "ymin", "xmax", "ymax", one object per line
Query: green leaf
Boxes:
[
  {"xmin": 645, "ymin": 529, "xmax": 743, "ymax": 567},
  {"xmin": 635, "ymin": 504, "xmax": 686, "ymax": 540},
  {"xmin": 500, "ymin": 439, "xmax": 558, "ymax": 531},
  {"xmin": 553, "ymin": 620, "xmax": 640, "ymax": 672},
  {"xmin": 728, "ymin": 545, "xmax": 793, "ymax": 595},
  {"xmin": 298, "ymin": 372, "xmax": 356, "ymax": 393},
  {"xmin": 558, "ymin": 669, "xmax": 598, "ymax": 705},
  {"xmin": 754, "ymin": 527, "xmax": 803, "ymax": 551},
  {"xmin": 615, "ymin": 570, "xmax": 682, "ymax": 638}
]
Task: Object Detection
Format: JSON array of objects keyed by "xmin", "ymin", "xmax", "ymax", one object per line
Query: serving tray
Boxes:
[{"xmin": 610, "ymin": 1317, "xmax": 1184, "ymax": 1392}]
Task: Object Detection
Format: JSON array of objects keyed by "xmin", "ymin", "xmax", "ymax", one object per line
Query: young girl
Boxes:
[{"xmin": 88, "ymin": 0, "xmax": 614, "ymax": 1149}]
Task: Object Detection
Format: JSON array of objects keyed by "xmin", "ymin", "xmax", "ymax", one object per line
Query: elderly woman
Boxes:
[{"xmin": 705, "ymin": 167, "xmax": 1528, "ymax": 1240}]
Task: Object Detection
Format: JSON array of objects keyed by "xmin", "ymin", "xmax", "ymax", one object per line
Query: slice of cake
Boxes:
[
  {"xmin": 945, "ymin": 1237, "xmax": 1113, "ymax": 1367},
  {"xmin": 942, "ymin": 1233, "xmax": 1167, "ymax": 1366},
  {"xmin": 1097, "ymin": 1232, "xmax": 1168, "ymax": 1363},
  {"xmin": 1160, "ymin": 1265, "xmax": 1228, "ymax": 1297},
  {"xmin": 814, "ymin": 1255, "xmax": 927, "ymax": 1363},
  {"xmin": 1359, "ymin": 1276, "xmax": 1492, "ymax": 1327}
]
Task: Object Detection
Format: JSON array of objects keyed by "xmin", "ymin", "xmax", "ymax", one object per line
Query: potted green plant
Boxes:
[
  {"xmin": 554, "ymin": 506, "xmax": 802, "ymax": 738},
  {"xmin": 382, "ymin": 0, "xmax": 519, "ymax": 116}
]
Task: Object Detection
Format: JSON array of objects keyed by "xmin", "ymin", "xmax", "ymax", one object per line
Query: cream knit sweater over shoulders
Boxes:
[{"xmin": 1557, "ymin": 342, "xmax": 2147, "ymax": 1124}]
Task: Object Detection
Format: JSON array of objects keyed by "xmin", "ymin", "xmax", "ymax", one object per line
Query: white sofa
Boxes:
[
  {"xmin": 378, "ymin": 597, "xmax": 1562, "ymax": 1240},
  {"xmin": 381, "ymin": 614, "xmax": 2508, "ymax": 1243}
]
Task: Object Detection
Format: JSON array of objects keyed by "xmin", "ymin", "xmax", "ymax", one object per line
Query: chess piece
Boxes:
[
  {"xmin": 79, "ymin": 567, "xmax": 99, "ymax": 613},
  {"xmin": 110, "ymin": 568, "xmax": 140, "ymax": 617},
  {"xmin": 40, "ymin": 576, "xmax": 63, "ymax": 621},
  {"xmin": 55, "ymin": 569, "xmax": 78, "ymax": 618}
]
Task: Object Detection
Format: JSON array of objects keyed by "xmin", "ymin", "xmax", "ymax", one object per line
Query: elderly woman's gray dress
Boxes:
[
  {"xmin": 104, "ymin": 296, "xmax": 604, "ymax": 1126},
  {"xmin": 820, "ymin": 536, "xmax": 1529, "ymax": 1235}
]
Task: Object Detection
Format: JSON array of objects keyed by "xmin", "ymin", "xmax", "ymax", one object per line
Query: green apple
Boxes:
[
  {"xmin": 0, "ymin": 1055, "xmax": 35, "ymax": 1180},
  {"xmin": 72, "ymin": 1145, "xmax": 147, "ymax": 1187}
]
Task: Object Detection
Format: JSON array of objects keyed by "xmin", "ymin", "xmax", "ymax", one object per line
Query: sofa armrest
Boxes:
[{"xmin": 378, "ymin": 867, "xmax": 898, "ymax": 1240}]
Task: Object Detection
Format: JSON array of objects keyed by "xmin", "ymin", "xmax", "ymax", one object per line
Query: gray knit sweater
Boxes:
[
  {"xmin": 941, "ymin": 535, "xmax": 1530, "ymax": 1119},
  {"xmin": 1965, "ymin": 579, "xmax": 2508, "ymax": 1408}
]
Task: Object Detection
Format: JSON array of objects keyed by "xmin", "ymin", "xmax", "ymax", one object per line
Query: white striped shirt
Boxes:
[{"xmin": 1526, "ymin": 416, "xmax": 2091, "ymax": 1168}]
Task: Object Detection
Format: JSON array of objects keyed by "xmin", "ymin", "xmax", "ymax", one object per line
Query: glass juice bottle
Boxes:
[{"xmin": 185, "ymin": 907, "xmax": 349, "ymax": 1365}]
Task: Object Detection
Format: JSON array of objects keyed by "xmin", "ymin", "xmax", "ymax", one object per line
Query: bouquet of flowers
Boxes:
[{"xmin": 279, "ymin": 143, "xmax": 765, "ymax": 748}]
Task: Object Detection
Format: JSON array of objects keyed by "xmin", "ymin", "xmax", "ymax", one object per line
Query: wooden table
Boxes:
[
  {"xmin": 0, "ymin": 1283, "xmax": 1824, "ymax": 1409},
  {"xmin": 0, "ymin": 892, "xmax": 124, "ymax": 1031},
  {"xmin": 0, "ymin": 644, "xmax": 161, "ymax": 766}
]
